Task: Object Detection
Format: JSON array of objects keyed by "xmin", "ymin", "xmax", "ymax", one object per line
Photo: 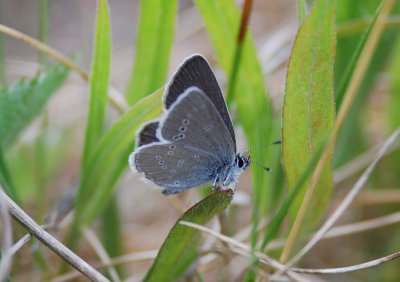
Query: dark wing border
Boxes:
[{"xmin": 136, "ymin": 121, "xmax": 160, "ymax": 147}]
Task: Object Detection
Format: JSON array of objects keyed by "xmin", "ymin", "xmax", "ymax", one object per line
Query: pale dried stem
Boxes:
[
  {"xmin": 52, "ymin": 250, "xmax": 158, "ymax": 282},
  {"xmin": 275, "ymin": 127, "xmax": 400, "ymax": 278},
  {"xmin": 0, "ymin": 24, "xmax": 129, "ymax": 113},
  {"xmin": 290, "ymin": 251, "xmax": 400, "ymax": 274},
  {"xmin": 83, "ymin": 227, "xmax": 121, "ymax": 282},
  {"xmin": 0, "ymin": 186, "xmax": 13, "ymax": 281},
  {"xmin": 0, "ymin": 187, "xmax": 109, "ymax": 282},
  {"xmin": 181, "ymin": 220, "xmax": 400, "ymax": 279}
]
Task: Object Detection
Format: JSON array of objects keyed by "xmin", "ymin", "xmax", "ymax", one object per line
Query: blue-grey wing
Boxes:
[
  {"xmin": 159, "ymin": 87, "xmax": 236, "ymax": 166},
  {"xmin": 164, "ymin": 55, "xmax": 236, "ymax": 149},
  {"xmin": 130, "ymin": 143, "xmax": 221, "ymax": 195}
]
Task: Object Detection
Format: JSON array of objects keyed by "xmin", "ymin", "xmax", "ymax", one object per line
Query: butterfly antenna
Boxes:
[
  {"xmin": 248, "ymin": 156, "xmax": 272, "ymax": 172},
  {"xmin": 243, "ymin": 140, "xmax": 281, "ymax": 154}
]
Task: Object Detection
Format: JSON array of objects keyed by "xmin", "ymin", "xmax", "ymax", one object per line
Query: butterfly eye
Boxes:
[{"xmin": 237, "ymin": 156, "xmax": 244, "ymax": 168}]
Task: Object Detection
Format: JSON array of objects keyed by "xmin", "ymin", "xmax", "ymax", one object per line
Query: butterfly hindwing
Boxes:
[{"xmin": 131, "ymin": 142, "xmax": 222, "ymax": 195}]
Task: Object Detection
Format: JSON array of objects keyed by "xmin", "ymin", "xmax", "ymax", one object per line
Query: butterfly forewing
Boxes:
[
  {"xmin": 132, "ymin": 143, "xmax": 222, "ymax": 195},
  {"xmin": 159, "ymin": 87, "xmax": 235, "ymax": 165},
  {"xmin": 165, "ymin": 55, "xmax": 236, "ymax": 149}
]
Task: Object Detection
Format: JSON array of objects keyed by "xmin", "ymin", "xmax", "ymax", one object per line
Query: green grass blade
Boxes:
[
  {"xmin": 0, "ymin": 63, "xmax": 69, "ymax": 148},
  {"xmin": 125, "ymin": 0, "xmax": 178, "ymax": 105},
  {"xmin": 298, "ymin": 0, "xmax": 307, "ymax": 24},
  {"xmin": 282, "ymin": 0, "xmax": 335, "ymax": 228},
  {"xmin": 0, "ymin": 150, "xmax": 19, "ymax": 203},
  {"xmin": 334, "ymin": 2, "xmax": 399, "ymax": 167},
  {"xmin": 242, "ymin": 140, "xmax": 325, "ymax": 279},
  {"xmin": 261, "ymin": 140, "xmax": 325, "ymax": 251},
  {"xmin": 72, "ymin": 0, "xmax": 111, "ymax": 246},
  {"xmin": 81, "ymin": 0, "xmax": 111, "ymax": 170},
  {"xmin": 143, "ymin": 190, "xmax": 234, "ymax": 282},
  {"xmin": 194, "ymin": 0, "xmax": 274, "ymax": 247},
  {"xmin": 0, "ymin": 5, "xmax": 5, "ymax": 85},
  {"xmin": 101, "ymin": 195, "xmax": 123, "ymax": 276},
  {"xmin": 79, "ymin": 89, "xmax": 163, "ymax": 224}
]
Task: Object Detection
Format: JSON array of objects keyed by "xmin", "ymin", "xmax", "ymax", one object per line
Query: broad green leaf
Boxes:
[
  {"xmin": 78, "ymin": 88, "xmax": 163, "ymax": 223},
  {"xmin": 282, "ymin": 0, "xmax": 335, "ymax": 227},
  {"xmin": 0, "ymin": 63, "xmax": 69, "ymax": 148},
  {"xmin": 194, "ymin": 0, "xmax": 275, "ymax": 244},
  {"xmin": 144, "ymin": 190, "xmax": 234, "ymax": 282},
  {"xmin": 125, "ymin": 0, "xmax": 178, "ymax": 105},
  {"xmin": 81, "ymin": 0, "xmax": 111, "ymax": 170}
]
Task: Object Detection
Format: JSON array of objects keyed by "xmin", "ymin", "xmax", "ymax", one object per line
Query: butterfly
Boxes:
[{"xmin": 129, "ymin": 54, "xmax": 250, "ymax": 195}]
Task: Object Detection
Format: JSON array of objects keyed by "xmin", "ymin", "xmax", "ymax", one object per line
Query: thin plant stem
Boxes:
[
  {"xmin": 83, "ymin": 227, "xmax": 120, "ymax": 282},
  {"xmin": 0, "ymin": 186, "xmax": 13, "ymax": 281},
  {"xmin": 0, "ymin": 187, "xmax": 109, "ymax": 282},
  {"xmin": 0, "ymin": 24, "xmax": 128, "ymax": 113},
  {"xmin": 226, "ymin": 0, "xmax": 253, "ymax": 106},
  {"xmin": 275, "ymin": 126, "xmax": 400, "ymax": 278}
]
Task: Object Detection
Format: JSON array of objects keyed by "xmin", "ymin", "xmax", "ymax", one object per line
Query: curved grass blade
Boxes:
[
  {"xmin": 334, "ymin": 2, "xmax": 399, "ymax": 167},
  {"xmin": 72, "ymin": 0, "xmax": 112, "ymax": 245},
  {"xmin": 261, "ymin": 140, "xmax": 325, "ymax": 251},
  {"xmin": 282, "ymin": 0, "xmax": 335, "ymax": 228},
  {"xmin": 0, "ymin": 152, "xmax": 19, "ymax": 203},
  {"xmin": 125, "ymin": 0, "xmax": 178, "ymax": 105},
  {"xmin": 298, "ymin": 0, "xmax": 307, "ymax": 24},
  {"xmin": 144, "ymin": 190, "xmax": 234, "ymax": 282},
  {"xmin": 81, "ymin": 0, "xmax": 111, "ymax": 170},
  {"xmin": 335, "ymin": 3, "xmax": 381, "ymax": 106},
  {"xmin": 79, "ymin": 88, "xmax": 163, "ymax": 224}
]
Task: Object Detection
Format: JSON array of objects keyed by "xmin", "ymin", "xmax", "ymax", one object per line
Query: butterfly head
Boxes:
[{"xmin": 235, "ymin": 153, "xmax": 250, "ymax": 171}]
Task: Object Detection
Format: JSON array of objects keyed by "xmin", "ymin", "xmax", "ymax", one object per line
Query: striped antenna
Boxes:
[
  {"xmin": 242, "ymin": 140, "xmax": 281, "ymax": 154},
  {"xmin": 243, "ymin": 140, "xmax": 281, "ymax": 172}
]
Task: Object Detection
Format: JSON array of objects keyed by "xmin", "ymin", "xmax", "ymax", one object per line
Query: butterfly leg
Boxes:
[
  {"xmin": 211, "ymin": 174, "xmax": 219, "ymax": 192},
  {"xmin": 233, "ymin": 180, "xmax": 238, "ymax": 192}
]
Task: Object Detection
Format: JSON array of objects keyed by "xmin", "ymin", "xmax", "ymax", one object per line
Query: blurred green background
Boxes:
[{"xmin": 0, "ymin": 0, "xmax": 400, "ymax": 281}]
